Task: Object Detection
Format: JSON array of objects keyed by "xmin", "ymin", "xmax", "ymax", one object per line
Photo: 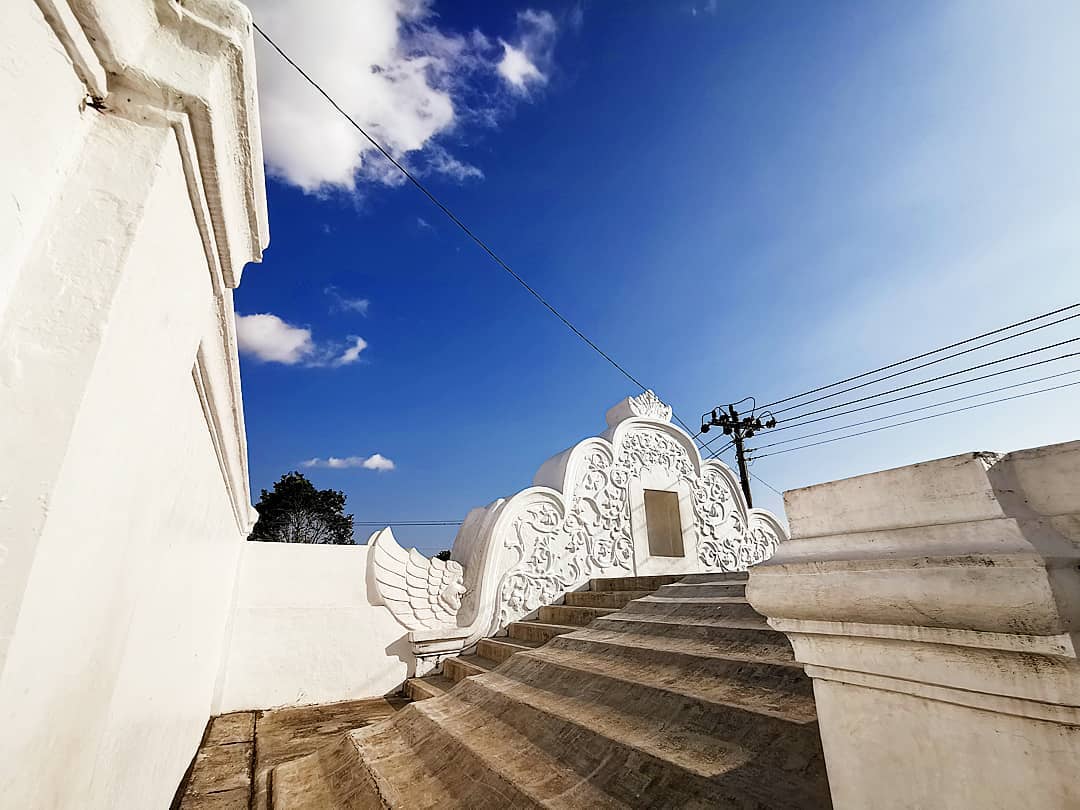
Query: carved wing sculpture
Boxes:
[{"xmin": 369, "ymin": 527, "xmax": 467, "ymax": 631}]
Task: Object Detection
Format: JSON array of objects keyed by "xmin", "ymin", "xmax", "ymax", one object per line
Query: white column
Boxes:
[{"xmin": 748, "ymin": 441, "xmax": 1080, "ymax": 810}]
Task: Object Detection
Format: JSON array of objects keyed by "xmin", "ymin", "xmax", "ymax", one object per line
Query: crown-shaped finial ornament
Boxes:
[{"xmin": 605, "ymin": 390, "xmax": 673, "ymax": 426}]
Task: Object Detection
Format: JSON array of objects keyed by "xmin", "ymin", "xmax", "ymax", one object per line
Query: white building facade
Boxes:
[{"xmin": 0, "ymin": 1, "xmax": 267, "ymax": 806}]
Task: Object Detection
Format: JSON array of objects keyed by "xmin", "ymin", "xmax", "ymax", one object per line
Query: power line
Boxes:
[
  {"xmin": 754, "ymin": 367, "xmax": 1080, "ymax": 450},
  {"xmin": 760, "ymin": 302, "xmax": 1080, "ymax": 410},
  {"xmin": 767, "ymin": 350, "xmax": 1080, "ymax": 432},
  {"xmin": 749, "ymin": 472, "xmax": 782, "ymax": 496},
  {"xmin": 775, "ymin": 338, "xmax": 1080, "ymax": 424},
  {"xmin": 771, "ymin": 313, "xmax": 1080, "ymax": 416},
  {"xmin": 707, "ymin": 439, "xmax": 735, "ymax": 458},
  {"xmin": 752, "ymin": 378, "xmax": 1080, "ymax": 459},
  {"xmin": 253, "ymin": 24, "xmax": 651, "ymax": 393},
  {"xmin": 254, "ymin": 23, "xmax": 707, "ymax": 448},
  {"xmin": 349, "ymin": 522, "xmax": 460, "ymax": 529}
]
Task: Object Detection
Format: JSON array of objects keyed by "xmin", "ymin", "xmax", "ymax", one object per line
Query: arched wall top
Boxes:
[{"xmin": 367, "ymin": 391, "xmax": 788, "ymax": 668}]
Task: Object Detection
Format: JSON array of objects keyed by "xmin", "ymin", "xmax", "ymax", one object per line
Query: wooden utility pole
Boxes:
[{"xmin": 700, "ymin": 402, "xmax": 776, "ymax": 508}]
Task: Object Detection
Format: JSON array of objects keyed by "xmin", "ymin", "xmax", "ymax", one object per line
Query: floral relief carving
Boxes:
[{"xmin": 495, "ymin": 419, "xmax": 780, "ymax": 628}]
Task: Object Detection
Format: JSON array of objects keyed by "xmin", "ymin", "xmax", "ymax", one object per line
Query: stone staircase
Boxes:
[
  {"xmin": 269, "ymin": 572, "xmax": 832, "ymax": 809},
  {"xmin": 402, "ymin": 575, "xmax": 680, "ymax": 702}
]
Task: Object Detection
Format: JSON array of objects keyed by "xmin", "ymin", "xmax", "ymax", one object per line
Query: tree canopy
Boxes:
[{"xmin": 248, "ymin": 471, "xmax": 354, "ymax": 545}]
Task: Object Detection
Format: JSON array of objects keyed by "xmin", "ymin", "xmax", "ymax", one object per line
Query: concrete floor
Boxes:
[{"xmin": 172, "ymin": 697, "xmax": 408, "ymax": 809}]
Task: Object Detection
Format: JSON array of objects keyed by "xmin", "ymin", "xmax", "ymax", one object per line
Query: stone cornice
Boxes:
[{"xmin": 34, "ymin": 0, "xmax": 269, "ymax": 288}]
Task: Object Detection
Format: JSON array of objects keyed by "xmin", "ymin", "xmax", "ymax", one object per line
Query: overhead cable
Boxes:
[
  {"xmin": 760, "ymin": 302, "xmax": 1080, "ymax": 410},
  {"xmin": 775, "ymin": 339, "xmax": 1080, "ymax": 424},
  {"xmin": 753, "ymin": 378, "xmax": 1080, "ymax": 458},
  {"xmin": 754, "ymin": 367, "xmax": 1080, "ymax": 450},
  {"xmin": 253, "ymin": 23, "xmax": 707, "ymax": 447}
]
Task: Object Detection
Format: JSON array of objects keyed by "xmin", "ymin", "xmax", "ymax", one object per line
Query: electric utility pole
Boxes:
[{"xmin": 700, "ymin": 402, "xmax": 776, "ymax": 508}]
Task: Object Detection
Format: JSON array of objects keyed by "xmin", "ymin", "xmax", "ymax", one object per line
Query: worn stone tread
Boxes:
[
  {"xmin": 450, "ymin": 672, "xmax": 828, "ymax": 808},
  {"xmin": 404, "ymin": 675, "xmax": 455, "ymax": 701},
  {"xmin": 507, "ymin": 620, "xmax": 579, "ymax": 643},
  {"xmin": 444, "ymin": 654, "xmax": 498, "ymax": 683},
  {"xmin": 455, "ymin": 671, "xmax": 753, "ymax": 778},
  {"xmin": 557, "ymin": 626, "xmax": 802, "ymax": 669},
  {"xmin": 477, "ymin": 637, "xmax": 544, "ymax": 664},
  {"xmin": 538, "ymin": 604, "xmax": 618, "ymax": 626},
  {"xmin": 516, "ymin": 643, "xmax": 817, "ymax": 724},
  {"xmin": 635, "ymin": 594, "xmax": 751, "ymax": 605},
  {"xmin": 563, "ymin": 589, "xmax": 652, "ymax": 608},
  {"xmin": 356, "ymin": 698, "xmax": 624, "ymax": 809},
  {"xmin": 594, "ymin": 611, "xmax": 774, "ymax": 632}
]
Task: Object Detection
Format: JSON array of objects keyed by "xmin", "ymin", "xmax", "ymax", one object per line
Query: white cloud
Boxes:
[
  {"xmin": 416, "ymin": 216, "xmax": 433, "ymax": 230},
  {"xmin": 234, "ymin": 313, "xmax": 314, "ymax": 364},
  {"xmin": 325, "ymin": 286, "xmax": 370, "ymax": 315},
  {"xmin": 302, "ymin": 453, "xmax": 396, "ymax": 471},
  {"xmin": 235, "ymin": 313, "xmax": 368, "ymax": 368},
  {"xmin": 248, "ymin": 0, "xmax": 559, "ymax": 193},
  {"xmin": 497, "ymin": 43, "xmax": 544, "ymax": 91},
  {"xmin": 332, "ymin": 336, "xmax": 369, "ymax": 367},
  {"xmin": 361, "ymin": 453, "xmax": 396, "ymax": 471},
  {"xmin": 497, "ymin": 10, "xmax": 557, "ymax": 93}
]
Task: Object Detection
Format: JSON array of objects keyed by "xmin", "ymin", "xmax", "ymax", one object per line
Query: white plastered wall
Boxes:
[
  {"xmin": 215, "ymin": 542, "xmax": 413, "ymax": 712},
  {"xmin": 0, "ymin": 1, "xmax": 268, "ymax": 806}
]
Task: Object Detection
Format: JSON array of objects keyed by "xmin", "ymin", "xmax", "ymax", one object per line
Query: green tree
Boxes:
[{"xmin": 249, "ymin": 471, "xmax": 354, "ymax": 545}]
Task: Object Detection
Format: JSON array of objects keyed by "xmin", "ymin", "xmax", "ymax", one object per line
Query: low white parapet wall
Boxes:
[
  {"xmin": 215, "ymin": 542, "xmax": 414, "ymax": 712},
  {"xmin": 748, "ymin": 440, "xmax": 1080, "ymax": 810}
]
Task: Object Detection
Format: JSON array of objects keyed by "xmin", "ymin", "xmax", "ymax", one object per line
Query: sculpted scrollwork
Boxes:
[
  {"xmin": 369, "ymin": 392, "xmax": 786, "ymax": 654},
  {"xmin": 494, "ymin": 414, "xmax": 781, "ymax": 628}
]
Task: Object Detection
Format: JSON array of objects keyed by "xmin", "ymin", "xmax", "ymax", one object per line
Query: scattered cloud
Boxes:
[
  {"xmin": 568, "ymin": 4, "xmax": 585, "ymax": 32},
  {"xmin": 248, "ymin": 0, "xmax": 561, "ymax": 193},
  {"xmin": 333, "ymin": 336, "xmax": 369, "ymax": 367},
  {"xmin": 497, "ymin": 11, "xmax": 557, "ymax": 93},
  {"xmin": 302, "ymin": 453, "xmax": 396, "ymax": 471},
  {"xmin": 235, "ymin": 313, "xmax": 368, "ymax": 368},
  {"xmin": 426, "ymin": 144, "xmax": 484, "ymax": 180},
  {"xmin": 325, "ymin": 286, "xmax": 370, "ymax": 316},
  {"xmin": 416, "ymin": 216, "xmax": 433, "ymax": 230},
  {"xmin": 234, "ymin": 313, "xmax": 314, "ymax": 364}
]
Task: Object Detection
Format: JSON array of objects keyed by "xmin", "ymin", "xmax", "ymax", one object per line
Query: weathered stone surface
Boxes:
[
  {"xmin": 205, "ymin": 712, "xmax": 256, "ymax": 747},
  {"xmin": 188, "ymin": 742, "xmax": 253, "ymax": 796},
  {"xmin": 271, "ymin": 573, "xmax": 831, "ymax": 808},
  {"xmin": 175, "ymin": 698, "xmax": 405, "ymax": 810}
]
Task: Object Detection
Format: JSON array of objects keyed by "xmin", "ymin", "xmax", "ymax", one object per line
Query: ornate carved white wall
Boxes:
[{"xmin": 369, "ymin": 391, "xmax": 786, "ymax": 670}]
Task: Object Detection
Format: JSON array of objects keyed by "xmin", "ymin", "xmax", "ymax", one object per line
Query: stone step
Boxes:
[
  {"xmin": 679, "ymin": 572, "xmax": 750, "ymax": 584},
  {"xmin": 451, "ymin": 671, "xmax": 830, "ymax": 808},
  {"xmin": 589, "ymin": 574, "xmax": 688, "ymax": 592},
  {"xmin": 653, "ymin": 580, "xmax": 747, "ymax": 599},
  {"xmin": 443, "ymin": 654, "xmax": 497, "ymax": 684},
  {"xmin": 513, "ymin": 643, "xmax": 817, "ymax": 725},
  {"xmin": 538, "ymin": 604, "xmax": 617, "ymax": 627},
  {"xmin": 364, "ymin": 696, "xmax": 624, "ymax": 808},
  {"xmin": 590, "ymin": 613, "xmax": 795, "ymax": 661},
  {"xmin": 403, "ymin": 674, "xmax": 455, "ymax": 702},
  {"xmin": 269, "ymin": 732, "xmax": 376, "ymax": 810},
  {"xmin": 476, "ymin": 636, "xmax": 545, "ymax": 664},
  {"xmin": 622, "ymin": 595, "xmax": 762, "ymax": 622},
  {"xmin": 557, "ymin": 625, "xmax": 802, "ymax": 670},
  {"xmin": 507, "ymin": 620, "xmax": 579, "ymax": 644},
  {"xmin": 563, "ymin": 589, "xmax": 651, "ymax": 608}
]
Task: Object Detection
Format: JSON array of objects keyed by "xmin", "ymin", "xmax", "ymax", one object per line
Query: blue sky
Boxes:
[{"xmin": 238, "ymin": 0, "xmax": 1080, "ymax": 554}]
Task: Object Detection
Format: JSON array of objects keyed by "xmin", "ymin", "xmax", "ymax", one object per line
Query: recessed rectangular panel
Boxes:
[{"xmin": 644, "ymin": 488, "xmax": 684, "ymax": 557}]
